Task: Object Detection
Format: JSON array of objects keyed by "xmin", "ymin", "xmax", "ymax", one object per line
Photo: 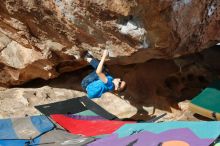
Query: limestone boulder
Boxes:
[
  {"xmin": 0, "ymin": 0, "xmax": 219, "ymax": 86},
  {"xmin": 0, "ymin": 86, "xmax": 197, "ymax": 121}
]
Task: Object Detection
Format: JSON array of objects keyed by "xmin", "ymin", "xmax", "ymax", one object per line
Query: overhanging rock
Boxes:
[{"xmin": 0, "ymin": 0, "xmax": 219, "ymax": 86}]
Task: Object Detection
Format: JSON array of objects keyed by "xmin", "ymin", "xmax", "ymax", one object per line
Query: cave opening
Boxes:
[{"xmin": 17, "ymin": 45, "xmax": 220, "ymax": 121}]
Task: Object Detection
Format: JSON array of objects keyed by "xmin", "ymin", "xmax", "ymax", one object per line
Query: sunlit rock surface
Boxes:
[
  {"xmin": 0, "ymin": 0, "xmax": 219, "ymax": 86},
  {"xmin": 0, "ymin": 86, "xmax": 86, "ymax": 118},
  {"xmin": 0, "ymin": 86, "xmax": 196, "ymax": 121}
]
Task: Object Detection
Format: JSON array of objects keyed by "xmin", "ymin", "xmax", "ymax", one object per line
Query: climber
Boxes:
[{"xmin": 81, "ymin": 49, "xmax": 126, "ymax": 99}]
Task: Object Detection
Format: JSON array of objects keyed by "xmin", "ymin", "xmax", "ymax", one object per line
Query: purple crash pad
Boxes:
[
  {"xmin": 88, "ymin": 128, "xmax": 214, "ymax": 146},
  {"xmin": 66, "ymin": 114, "xmax": 105, "ymax": 120}
]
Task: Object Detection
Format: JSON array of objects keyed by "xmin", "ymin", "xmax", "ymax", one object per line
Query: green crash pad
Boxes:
[
  {"xmin": 190, "ymin": 80, "xmax": 220, "ymax": 119},
  {"xmin": 75, "ymin": 110, "xmax": 99, "ymax": 116}
]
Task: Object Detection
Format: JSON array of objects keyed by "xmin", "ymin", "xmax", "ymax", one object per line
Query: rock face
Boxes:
[
  {"xmin": 0, "ymin": 86, "xmax": 86, "ymax": 118},
  {"xmin": 0, "ymin": 86, "xmax": 197, "ymax": 121},
  {"xmin": 0, "ymin": 0, "xmax": 219, "ymax": 86}
]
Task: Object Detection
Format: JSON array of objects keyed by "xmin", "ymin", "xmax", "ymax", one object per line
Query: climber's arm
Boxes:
[{"xmin": 96, "ymin": 50, "xmax": 108, "ymax": 83}]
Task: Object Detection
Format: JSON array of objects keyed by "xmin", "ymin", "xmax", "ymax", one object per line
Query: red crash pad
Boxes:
[{"xmin": 51, "ymin": 114, "xmax": 134, "ymax": 136}]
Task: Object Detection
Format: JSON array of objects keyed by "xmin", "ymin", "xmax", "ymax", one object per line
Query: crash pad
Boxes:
[
  {"xmin": 51, "ymin": 114, "xmax": 134, "ymax": 136},
  {"xmin": 0, "ymin": 115, "xmax": 54, "ymax": 140},
  {"xmin": 0, "ymin": 129, "xmax": 94, "ymax": 146},
  {"xmin": 35, "ymin": 96, "xmax": 117, "ymax": 120},
  {"xmin": 88, "ymin": 128, "xmax": 214, "ymax": 146},
  {"xmin": 114, "ymin": 122, "xmax": 220, "ymax": 139},
  {"xmin": 68, "ymin": 110, "xmax": 105, "ymax": 120},
  {"xmin": 190, "ymin": 80, "xmax": 220, "ymax": 120}
]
